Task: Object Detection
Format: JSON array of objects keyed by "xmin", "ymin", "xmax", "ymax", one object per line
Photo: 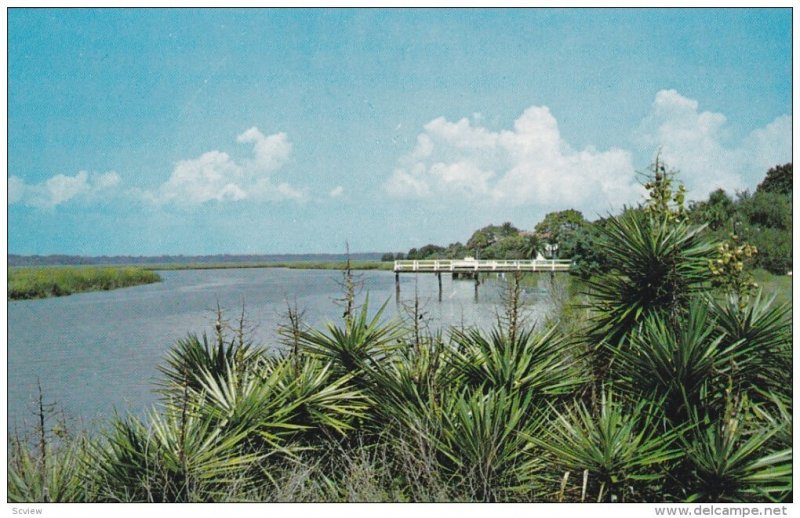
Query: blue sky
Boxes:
[{"xmin": 7, "ymin": 8, "xmax": 792, "ymax": 255}]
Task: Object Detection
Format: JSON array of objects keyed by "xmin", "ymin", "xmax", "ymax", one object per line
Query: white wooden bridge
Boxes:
[
  {"xmin": 393, "ymin": 258, "xmax": 573, "ymax": 299},
  {"xmin": 393, "ymin": 258, "xmax": 572, "ymax": 273}
]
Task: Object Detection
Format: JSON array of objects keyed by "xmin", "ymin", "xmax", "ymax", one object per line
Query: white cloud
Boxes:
[
  {"xmin": 384, "ymin": 106, "xmax": 643, "ymax": 214},
  {"xmin": 145, "ymin": 127, "xmax": 304, "ymax": 206},
  {"xmin": 8, "ymin": 171, "xmax": 120, "ymax": 209},
  {"xmin": 386, "ymin": 91, "xmax": 791, "ymax": 213},
  {"xmin": 636, "ymin": 89, "xmax": 791, "ymax": 198},
  {"xmin": 742, "ymin": 114, "xmax": 792, "ymax": 175},
  {"xmin": 8, "ymin": 176, "xmax": 26, "ymax": 204},
  {"xmin": 236, "ymin": 127, "xmax": 292, "ymax": 172},
  {"xmin": 149, "ymin": 151, "xmax": 246, "ymax": 205},
  {"xmin": 329, "ymin": 186, "xmax": 344, "ymax": 198}
]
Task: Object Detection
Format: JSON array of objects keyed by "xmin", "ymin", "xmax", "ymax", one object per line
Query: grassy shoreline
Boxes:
[
  {"xmin": 8, "ymin": 266, "xmax": 162, "ymax": 300},
  {"xmin": 143, "ymin": 260, "xmax": 394, "ymax": 271},
  {"xmin": 5, "ymin": 261, "xmax": 393, "ymax": 300}
]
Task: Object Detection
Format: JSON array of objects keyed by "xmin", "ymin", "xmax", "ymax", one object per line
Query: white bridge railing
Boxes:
[{"xmin": 393, "ymin": 259, "xmax": 572, "ymax": 273}]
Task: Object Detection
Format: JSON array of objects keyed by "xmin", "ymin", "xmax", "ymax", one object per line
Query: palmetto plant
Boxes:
[
  {"xmin": 191, "ymin": 359, "xmax": 308, "ymax": 454},
  {"xmin": 158, "ymin": 332, "xmax": 262, "ymax": 397},
  {"xmin": 363, "ymin": 331, "xmax": 450, "ymax": 419},
  {"xmin": 527, "ymin": 391, "xmax": 681, "ymax": 502},
  {"xmin": 272, "ymin": 356, "xmax": 370, "ymax": 441},
  {"xmin": 90, "ymin": 410, "xmax": 260, "ymax": 502},
  {"xmin": 193, "ymin": 355, "xmax": 368, "ymax": 452},
  {"xmin": 391, "ymin": 385, "xmax": 542, "ymax": 502},
  {"xmin": 8, "ymin": 435, "xmax": 90, "ymax": 502}
]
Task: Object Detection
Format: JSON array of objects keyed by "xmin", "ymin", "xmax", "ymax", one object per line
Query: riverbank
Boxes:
[
  {"xmin": 6, "ymin": 261, "xmax": 394, "ymax": 299},
  {"xmin": 7, "ymin": 266, "xmax": 162, "ymax": 300},
  {"xmin": 144, "ymin": 260, "xmax": 394, "ymax": 271}
]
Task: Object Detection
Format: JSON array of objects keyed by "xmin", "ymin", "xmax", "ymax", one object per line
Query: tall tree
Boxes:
[
  {"xmin": 756, "ymin": 163, "xmax": 792, "ymax": 195},
  {"xmin": 688, "ymin": 188, "xmax": 735, "ymax": 232},
  {"xmin": 534, "ymin": 209, "xmax": 587, "ymax": 257}
]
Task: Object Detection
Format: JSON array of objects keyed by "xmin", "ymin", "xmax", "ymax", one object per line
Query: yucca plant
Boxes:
[
  {"xmin": 679, "ymin": 405, "xmax": 792, "ymax": 502},
  {"xmin": 749, "ymin": 390, "xmax": 792, "ymax": 452},
  {"xmin": 610, "ymin": 302, "xmax": 748, "ymax": 422},
  {"xmin": 297, "ymin": 296, "xmax": 404, "ymax": 375},
  {"xmin": 708, "ymin": 292, "xmax": 792, "ymax": 399},
  {"xmin": 527, "ymin": 391, "xmax": 682, "ymax": 502},
  {"xmin": 450, "ymin": 325, "xmax": 583, "ymax": 403},
  {"xmin": 587, "ymin": 208, "xmax": 716, "ymax": 348}
]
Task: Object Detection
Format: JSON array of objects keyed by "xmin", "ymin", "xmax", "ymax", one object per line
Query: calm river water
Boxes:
[{"xmin": 8, "ymin": 268, "xmax": 554, "ymax": 433}]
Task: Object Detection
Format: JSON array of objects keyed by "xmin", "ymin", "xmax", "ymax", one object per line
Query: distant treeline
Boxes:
[
  {"xmin": 8, "ymin": 252, "xmax": 385, "ymax": 267},
  {"xmin": 391, "ymin": 163, "xmax": 792, "ymax": 277}
]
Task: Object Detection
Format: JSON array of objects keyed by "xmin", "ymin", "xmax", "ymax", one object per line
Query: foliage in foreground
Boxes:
[
  {"xmin": 8, "ymin": 163, "xmax": 792, "ymax": 503},
  {"xmin": 9, "ymin": 294, "xmax": 790, "ymax": 502}
]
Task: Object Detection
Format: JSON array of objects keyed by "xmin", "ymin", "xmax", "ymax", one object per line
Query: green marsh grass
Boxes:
[{"xmin": 8, "ymin": 266, "xmax": 161, "ymax": 300}]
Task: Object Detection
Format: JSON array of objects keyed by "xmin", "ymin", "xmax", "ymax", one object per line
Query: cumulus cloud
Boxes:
[
  {"xmin": 384, "ymin": 106, "xmax": 643, "ymax": 213},
  {"xmin": 636, "ymin": 89, "xmax": 791, "ymax": 198},
  {"xmin": 236, "ymin": 127, "xmax": 293, "ymax": 172},
  {"xmin": 329, "ymin": 186, "xmax": 344, "ymax": 198},
  {"xmin": 8, "ymin": 176, "xmax": 26, "ymax": 204},
  {"xmin": 385, "ymin": 91, "xmax": 790, "ymax": 213},
  {"xmin": 8, "ymin": 171, "xmax": 121, "ymax": 209},
  {"xmin": 144, "ymin": 127, "xmax": 304, "ymax": 206}
]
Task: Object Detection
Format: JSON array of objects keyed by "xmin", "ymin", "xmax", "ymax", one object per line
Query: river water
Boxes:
[{"xmin": 7, "ymin": 268, "xmax": 554, "ymax": 433}]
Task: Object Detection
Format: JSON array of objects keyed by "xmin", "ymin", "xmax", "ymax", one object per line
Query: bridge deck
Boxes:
[{"xmin": 393, "ymin": 259, "xmax": 572, "ymax": 273}]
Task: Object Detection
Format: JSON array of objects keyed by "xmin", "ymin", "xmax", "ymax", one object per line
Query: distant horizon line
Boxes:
[
  {"xmin": 8, "ymin": 251, "xmax": 391, "ymax": 261},
  {"xmin": 8, "ymin": 252, "xmax": 390, "ymax": 257}
]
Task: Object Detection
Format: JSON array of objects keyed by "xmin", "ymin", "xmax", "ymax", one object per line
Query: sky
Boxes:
[{"xmin": 6, "ymin": 8, "xmax": 793, "ymax": 256}]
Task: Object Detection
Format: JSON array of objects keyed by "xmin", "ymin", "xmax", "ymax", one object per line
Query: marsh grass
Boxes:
[{"xmin": 8, "ymin": 266, "xmax": 161, "ymax": 300}]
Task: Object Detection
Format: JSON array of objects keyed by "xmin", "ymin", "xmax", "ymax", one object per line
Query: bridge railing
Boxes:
[{"xmin": 393, "ymin": 259, "xmax": 572, "ymax": 272}]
